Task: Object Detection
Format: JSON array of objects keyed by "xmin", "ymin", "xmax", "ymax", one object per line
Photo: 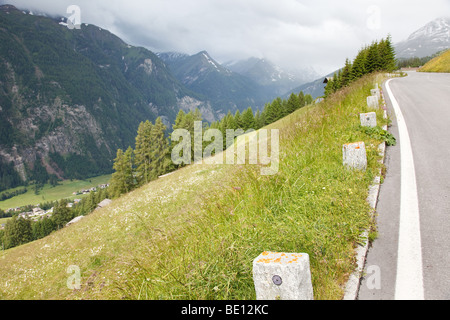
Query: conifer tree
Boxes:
[
  {"xmin": 176, "ymin": 109, "xmax": 203, "ymax": 163},
  {"xmin": 334, "ymin": 70, "xmax": 343, "ymax": 91},
  {"xmin": 304, "ymin": 94, "xmax": 313, "ymax": 105},
  {"xmin": 172, "ymin": 110, "xmax": 186, "ymax": 131},
  {"xmin": 272, "ymin": 97, "xmax": 283, "ymax": 121},
  {"xmin": 3, "ymin": 216, "xmax": 32, "ymax": 249},
  {"xmin": 324, "ymin": 73, "xmax": 338, "ymax": 98},
  {"xmin": 134, "ymin": 120, "xmax": 153, "ymax": 185},
  {"xmin": 351, "ymin": 47, "xmax": 367, "ymax": 79},
  {"xmin": 254, "ymin": 110, "xmax": 262, "ymax": 130},
  {"xmin": 379, "ymin": 35, "xmax": 397, "ymax": 72},
  {"xmin": 234, "ymin": 110, "xmax": 243, "ymax": 129},
  {"xmin": 220, "ymin": 111, "xmax": 236, "ymax": 131},
  {"xmin": 341, "ymin": 58, "xmax": 353, "ymax": 87},
  {"xmin": 169, "ymin": 110, "xmax": 187, "ymax": 170},
  {"xmin": 241, "ymin": 107, "xmax": 255, "ymax": 131},
  {"xmin": 365, "ymin": 41, "xmax": 382, "ymax": 73},
  {"xmin": 149, "ymin": 117, "xmax": 169, "ymax": 178},
  {"xmin": 286, "ymin": 92, "xmax": 300, "ymax": 114},
  {"xmin": 52, "ymin": 199, "xmax": 73, "ymax": 229},
  {"xmin": 298, "ymin": 91, "xmax": 305, "ymax": 108},
  {"xmin": 110, "ymin": 147, "xmax": 134, "ymax": 198}
]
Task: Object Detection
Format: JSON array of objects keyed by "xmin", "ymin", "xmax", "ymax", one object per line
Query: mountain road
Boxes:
[{"xmin": 358, "ymin": 71, "xmax": 450, "ymax": 300}]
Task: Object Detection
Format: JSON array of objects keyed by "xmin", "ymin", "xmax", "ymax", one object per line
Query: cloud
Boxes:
[{"xmin": 3, "ymin": 0, "xmax": 450, "ymax": 75}]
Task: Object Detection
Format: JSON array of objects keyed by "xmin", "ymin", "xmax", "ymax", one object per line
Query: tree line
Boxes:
[
  {"xmin": 397, "ymin": 49, "xmax": 448, "ymax": 69},
  {"xmin": 109, "ymin": 91, "xmax": 313, "ymax": 199},
  {"xmin": 324, "ymin": 36, "xmax": 397, "ymax": 98},
  {"xmin": 0, "ymin": 187, "xmax": 27, "ymax": 202}
]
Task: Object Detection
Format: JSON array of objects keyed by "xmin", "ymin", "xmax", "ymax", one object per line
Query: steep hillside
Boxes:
[
  {"xmin": 418, "ymin": 49, "xmax": 450, "ymax": 72},
  {"xmin": 0, "ymin": 72, "xmax": 390, "ymax": 300},
  {"xmin": 0, "ymin": 5, "xmax": 212, "ymax": 187}
]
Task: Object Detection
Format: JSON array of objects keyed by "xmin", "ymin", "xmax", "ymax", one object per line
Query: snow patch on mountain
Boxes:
[{"xmin": 396, "ymin": 17, "xmax": 450, "ymax": 58}]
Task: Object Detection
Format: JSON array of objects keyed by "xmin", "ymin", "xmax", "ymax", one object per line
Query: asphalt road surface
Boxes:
[{"xmin": 358, "ymin": 71, "xmax": 450, "ymax": 300}]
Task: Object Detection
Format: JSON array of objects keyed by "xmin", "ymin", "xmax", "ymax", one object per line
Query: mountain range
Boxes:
[
  {"xmin": 157, "ymin": 51, "xmax": 317, "ymax": 116},
  {"xmin": 0, "ymin": 4, "xmax": 212, "ymax": 188},
  {"xmin": 1, "ymin": 4, "xmax": 448, "ymax": 192},
  {"xmin": 224, "ymin": 57, "xmax": 319, "ymax": 95},
  {"xmin": 157, "ymin": 51, "xmax": 270, "ymax": 117},
  {"xmin": 0, "ymin": 4, "xmax": 312, "ymax": 190}
]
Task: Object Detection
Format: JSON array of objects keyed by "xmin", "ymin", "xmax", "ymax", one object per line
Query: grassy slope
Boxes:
[
  {"xmin": 0, "ymin": 74, "xmax": 389, "ymax": 300},
  {"xmin": 0, "ymin": 217, "xmax": 10, "ymax": 225},
  {"xmin": 418, "ymin": 49, "xmax": 450, "ymax": 73},
  {"xmin": 0, "ymin": 175, "xmax": 112, "ymax": 210}
]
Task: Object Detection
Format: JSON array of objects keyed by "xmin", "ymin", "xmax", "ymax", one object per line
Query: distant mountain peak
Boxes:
[
  {"xmin": 407, "ymin": 17, "xmax": 450, "ymax": 41},
  {"xmin": 156, "ymin": 51, "xmax": 189, "ymax": 63},
  {"xmin": 396, "ymin": 17, "xmax": 450, "ymax": 58},
  {"xmin": 197, "ymin": 51, "xmax": 223, "ymax": 71},
  {"xmin": 224, "ymin": 57, "xmax": 318, "ymax": 94}
]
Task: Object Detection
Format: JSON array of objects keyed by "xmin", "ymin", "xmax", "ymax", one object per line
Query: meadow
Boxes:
[{"xmin": 0, "ymin": 73, "xmax": 390, "ymax": 300}]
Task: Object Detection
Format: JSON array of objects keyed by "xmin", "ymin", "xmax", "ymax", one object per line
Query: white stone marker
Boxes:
[
  {"xmin": 371, "ymin": 88, "xmax": 381, "ymax": 100},
  {"xmin": 343, "ymin": 141, "xmax": 367, "ymax": 171},
  {"xmin": 253, "ymin": 251, "xmax": 313, "ymax": 300},
  {"xmin": 367, "ymin": 95, "xmax": 379, "ymax": 109},
  {"xmin": 360, "ymin": 112, "xmax": 377, "ymax": 128}
]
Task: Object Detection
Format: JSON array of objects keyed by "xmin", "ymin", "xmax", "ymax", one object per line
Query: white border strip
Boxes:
[{"xmin": 385, "ymin": 79, "xmax": 424, "ymax": 300}]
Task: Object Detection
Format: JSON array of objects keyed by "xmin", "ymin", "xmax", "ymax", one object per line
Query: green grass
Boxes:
[
  {"xmin": 418, "ymin": 49, "xmax": 450, "ymax": 73},
  {"xmin": 0, "ymin": 217, "xmax": 11, "ymax": 225},
  {"xmin": 0, "ymin": 73, "xmax": 390, "ymax": 300},
  {"xmin": 0, "ymin": 175, "xmax": 111, "ymax": 210}
]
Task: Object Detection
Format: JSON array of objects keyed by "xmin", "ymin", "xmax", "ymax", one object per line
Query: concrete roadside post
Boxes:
[
  {"xmin": 371, "ymin": 88, "xmax": 381, "ymax": 100},
  {"xmin": 360, "ymin": 112, "xmax": 377, "ymax": 128},
  {"xmin": 253, "ymin": 251, "xmax": 314, "ymax": 300},
  {"xmin": 367, "ymin": 95, "xmax": 379, "ymax": 109},
  {"xmin": 343, "ymin": 141, "xmax": 367, "ymax": 171}
]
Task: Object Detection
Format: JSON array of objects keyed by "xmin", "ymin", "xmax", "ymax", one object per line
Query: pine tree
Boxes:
[
  {"xmin": 134, "ymin": 120, "xmax": 153, "ymax": 185},
  {"xmin": 254, "ymin": 110, "xmax": 263, "ymax": 129},
  {"xmin": 220, "ymin": 111, "xmax": 236, "ymax": 132},
  {"xmin": 263, "ymin": 101, "xmax": 277, "ymax": 124},
  {"xmin": 379, "ymin": 35, "xmax": 397, "ymax": 72},
  {"xmin": 218, "ymin": 111, "xmax": 235, "ymax": 149},
  {"xmin": 334, "ymin": 70, "xmax": 343, "ymax": 91},
  {"xmin": 172, "ymin": 110, "xmax": 186, "ymax": 132},
  {"xmin": 110, "ymin": 147, "xmax": 134, "ymax": 198},
  {"xmin": 351, "ymin": 47, "xmax": 367, "ymax": 79},
  {"xmin": 173, "ymin": 109, "xmax": 203, "ymax": 163},
  {"xmin": 272, "ymin": 97, "xmax": 283, "ymax": 121},
  {"xmin": 341, "ymin": 58, "xmax": 353, "ymax": 87},
  {"xmin": 324, "ymin": 73, "xmax": 338, "ymax": 98},
  {"xmin": 298, "ymin": 91, "xmax": 305, "ymax": 108},
  {"xmin": 304, "ymin": 94, "xmax": 313, "ymax": 106},
  {"xmin": 149, "ymin": 117, "xmax": 169, "ymax": 178},
  {"xmin": 52, "ymin": 199, "xmax": 73, "ymax": 229},
  {"xmin": 234, "ymin": 110, "xmax": 243, "ymax": 129},
  {"xmin": 3, "ymin": 216, "xmax": 32, "ymax": 249},
  {"xmin": 241, "ymin": 107, "xmax": 255, "ymax": 131},
  {"xmin": 286, "ymin": 93, "xmax": 300, "ymax": 114},
  {"xmin": 365, "ymin": 41, "xmax": 382, "ymax": 73}
]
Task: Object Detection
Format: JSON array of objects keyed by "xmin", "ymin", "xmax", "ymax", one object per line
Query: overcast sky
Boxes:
[{"xmin": 3, "ymin": 0, "xmax": 450, "ymax": 75}]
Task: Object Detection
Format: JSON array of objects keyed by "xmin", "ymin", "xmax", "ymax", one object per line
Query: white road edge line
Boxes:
[{"xmin": 385, "ymin": 79, "xmax": 424, "ymax": 300}]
